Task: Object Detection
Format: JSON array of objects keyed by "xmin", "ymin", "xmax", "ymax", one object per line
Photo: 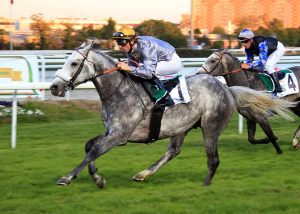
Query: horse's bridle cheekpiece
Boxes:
[{"xmin": 66, "ymin": 41, "xmax": 95, "ymax": 90}]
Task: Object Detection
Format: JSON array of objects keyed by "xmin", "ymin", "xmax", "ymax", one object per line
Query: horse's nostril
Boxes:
[{"xmin": 50, "ymin": 84, "xmax": 58, "ymax": 91}]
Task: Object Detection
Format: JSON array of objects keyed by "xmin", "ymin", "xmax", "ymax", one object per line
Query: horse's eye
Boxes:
[
  {"xmin": 210, "ymin": 59, "xmax": 216, "ymax": 63},
  {"xmin": 71, "ymin": 62, "xmax": 78, "ymax": 66}
]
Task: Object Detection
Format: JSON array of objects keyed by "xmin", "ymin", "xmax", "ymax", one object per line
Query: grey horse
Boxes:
[
  {"xmin": 50, "ymin": 43, "xmax": 294, "ymax": 189},
  {"xmin": 198, "ymin": 49, "xmax": 300, "ymax": 149}
]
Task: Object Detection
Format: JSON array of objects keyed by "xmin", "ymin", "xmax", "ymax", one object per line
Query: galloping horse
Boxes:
[
  {"xmin": 50, "ymin": 43, "xmax": 294, "ymax": 189},
  {"xmin": 198, "ymin": 49, "xmax": 300, "ymax": 149}
]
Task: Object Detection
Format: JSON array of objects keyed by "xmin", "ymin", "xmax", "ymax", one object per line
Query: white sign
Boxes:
[{"xmin": 0, "ymin": 55, "xmax": 41, "ymax": 98}]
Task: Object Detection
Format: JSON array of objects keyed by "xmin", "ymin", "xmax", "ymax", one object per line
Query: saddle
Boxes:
[{"xmin": 257, "ymin": 69, "xmax": 299, "ymax": 98}]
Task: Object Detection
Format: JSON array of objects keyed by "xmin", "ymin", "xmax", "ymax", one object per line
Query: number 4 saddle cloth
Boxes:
[{"xmin": 258, "ymin": 69, "xmax": 299, "ymax": 98}]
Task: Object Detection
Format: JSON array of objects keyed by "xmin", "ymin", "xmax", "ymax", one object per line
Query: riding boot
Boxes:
[
  {"xmin": 270, "ymin": 72, "xmax": 282, "ymax": 93},
  {"xmin": 151, "ymin": 77, "xmax": 175, "ymax": 107}
]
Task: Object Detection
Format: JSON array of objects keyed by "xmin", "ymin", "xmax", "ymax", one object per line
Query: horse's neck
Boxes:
[
  {"xmin": 92, "ymin": 53, "xmax": 125, "ymax": 100},
  {"xmin": 224, "ymin": 71, "xmax": 247, "ymax": 86},
  {"xmin": 223, "ymin": 54, "xmax": 256, "ymax": 88}
]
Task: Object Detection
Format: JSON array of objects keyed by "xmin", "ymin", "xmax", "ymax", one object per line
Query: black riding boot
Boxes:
[
  {"xmin": 270, "ymin": 72, "xmax": 282, "ymax": 93},
  {"xmin": 142, "ymin": 76, "xmax": 175, "ymax": 106},
  {"xmin": 152, "ymin": 77, "xmax": 175, "ymax": 107}
]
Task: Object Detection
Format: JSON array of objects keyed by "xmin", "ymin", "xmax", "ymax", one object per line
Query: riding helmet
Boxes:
[
  {"xmin": 238, "ymin": 29, "xmax": 254, "ymax": 41},
  {"xmin": 112, "ymin": 26, "xmax": 136, "ymax": 40}
]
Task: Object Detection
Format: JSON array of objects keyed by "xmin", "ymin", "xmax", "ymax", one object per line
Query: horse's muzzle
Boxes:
[{"xmin": 50, "ymin": 82, "xmax": 66, "ymax": 97}]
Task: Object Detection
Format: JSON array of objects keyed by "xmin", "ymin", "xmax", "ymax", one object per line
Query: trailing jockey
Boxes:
[{"xmin": 238, "ymin": 28, "xmax": 285, "ymax": 95}]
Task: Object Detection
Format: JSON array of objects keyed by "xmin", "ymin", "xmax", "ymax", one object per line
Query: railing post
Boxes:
[
  {"xmin": 38, "ymin": 55, "xmax": 46, "ymax": 101},
  {"xmin": 238, "ymin": 114, "xmax": 243, "ymax": 134},
  {"xmin": 11, "ymin": 90, "xmax": 17, "ymax": 149}
]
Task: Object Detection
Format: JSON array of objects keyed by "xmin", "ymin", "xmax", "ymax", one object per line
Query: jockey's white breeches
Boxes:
[
  {"xmin": 265, "ymin": 42, "xmax": 285, "ymax": 74},
  {"xmin": 156, "ymin": 53, "xmax": 182, "ymax": 80}
]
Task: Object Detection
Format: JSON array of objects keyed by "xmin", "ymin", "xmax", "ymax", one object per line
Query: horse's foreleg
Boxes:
[
  {"xmin": 85, "ymin": 135, "xmax": 106, "ymax": 188},
  {"xmin": 132, "ymin": 133, "xmax": 185, "ymax": 182},
  {"xmin": 292, "ymin": 124, "xmax": 300, "ymax": 149},
  {"xmin": 57, "ymin": 133, "xmax": 126, "ymax": 187}
]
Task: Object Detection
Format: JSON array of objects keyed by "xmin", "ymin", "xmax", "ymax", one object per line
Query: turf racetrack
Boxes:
[{"xmin": 0, "ymin": 101, "xmax": 299, "ymax": 213}]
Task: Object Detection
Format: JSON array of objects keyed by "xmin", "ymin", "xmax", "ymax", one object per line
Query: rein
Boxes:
[
  {"xmin": 96, "ymin": 60, "xmax": 148, "ymax": 117},
  {"xmin": 217, "ymin": 68, "xmax": 243, "ymax": 76}
]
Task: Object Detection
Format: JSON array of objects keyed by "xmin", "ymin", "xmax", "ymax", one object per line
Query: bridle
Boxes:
[{"xmin": 201, "ymin": 50, "xmax": 243, "ymax": 76}]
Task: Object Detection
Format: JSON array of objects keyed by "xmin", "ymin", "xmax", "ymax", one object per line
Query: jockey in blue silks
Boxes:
[{"xmin": 238, "ymin": 28, "xmax": 285, "ymax": 93}]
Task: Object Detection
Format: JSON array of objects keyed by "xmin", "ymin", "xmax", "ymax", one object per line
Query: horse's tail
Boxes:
[{"xmin": 229, "ymin": 86, "xmax": 296, "ymax": 121}]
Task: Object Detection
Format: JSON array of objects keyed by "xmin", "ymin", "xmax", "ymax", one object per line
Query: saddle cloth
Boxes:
[
  {"xmin": 258, "ymin": 69, "xmax": 299, "ymax": 98},
  {"xmin": 163, "ymin": 74, "xmax": 191, "ymax": 105}
]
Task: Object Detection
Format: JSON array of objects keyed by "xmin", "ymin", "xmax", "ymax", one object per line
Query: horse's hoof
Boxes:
[
  {"xmin": 132, "ymin": 170, "xmax": 152, "ymax": 182},
  {"xmin": 93, "ymin": 174, "xmax": 106, "ymax": 189},
  {"xmin": 57, "ymin": 176, "xmax": 71, "ymax": 186},
  {"xmin": 293, "ymin": 144, "xmax": 299, "ymax": 149},
  {"xmin": 132, "ymin": 173, "xmax": 146, "ymax": 182},
  {"xmin": 292, "ymin": 138, "xmax": 299, "ymax": 149}
]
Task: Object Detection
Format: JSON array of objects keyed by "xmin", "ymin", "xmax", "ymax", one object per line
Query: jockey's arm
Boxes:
[
  {"xmin": 250, "ymin": 41, "xmax": 268, "ymax": 71},
  {"xmin": 128, "ymin": 47, "xmax": 157, "ymax": 79}
]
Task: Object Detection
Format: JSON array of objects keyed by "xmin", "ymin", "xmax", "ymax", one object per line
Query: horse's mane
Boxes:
[
  {"xmin": 93, "ymin": 50, "xmax": 117, "ymax": 65},
  {"xmin": 76, "ymin": 42, "xmax": 118, "ymax": 66},
  {"xmin": 224, "ymin": 51, "xmax": 241, "ymax": 66}
]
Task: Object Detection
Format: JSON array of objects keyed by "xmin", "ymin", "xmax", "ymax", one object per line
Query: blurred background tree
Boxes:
[
  {"xmin": 1, "ymin": 15, "xmax": 300, "ymax": 50},
  {"xmin": 135, "ymin": 19, "xmax": 187, "ymax": 48},
  {"xmin": 30, "ymin": 14, "xmax": 53, "ymax": 49}
]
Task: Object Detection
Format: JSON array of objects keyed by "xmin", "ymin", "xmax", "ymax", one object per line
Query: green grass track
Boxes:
[{"xmin": 0, "ymin": 102, "xmax": 299, "ymax": 214}]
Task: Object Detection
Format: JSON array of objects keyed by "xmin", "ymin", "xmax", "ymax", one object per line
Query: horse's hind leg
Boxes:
[
  {"xmin": 256, "ymin": 118, "xmax": 282, "ymax": 154},
  {"xmin": 290, "ymin": 106, "xmax": 300, "ymax": 149},
  {"xmin": 292, "ymin": 124, "xmax": 300, "ymax": 149},
  {"xmin": 246, "ymin": 119, "xmax": 271, "ymax": 144},
  {"xmin": 132, "ymin": 133, "xmax": 185, "ymax": 182}
]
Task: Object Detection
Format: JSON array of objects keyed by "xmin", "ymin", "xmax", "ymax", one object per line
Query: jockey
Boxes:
[
  {"xmin": 112, "ymin": 26, "xmax": 182, "ymax": 107},
  {"xmin": 238, "ymin": 28, "xmax": 285, "ymax": 93}
]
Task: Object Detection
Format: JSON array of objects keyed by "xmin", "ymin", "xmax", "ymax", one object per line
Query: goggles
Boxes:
[
  {"xmin": 113, "ymin": 32, "xmax": 125, "ymax": 38},
  {"xmin": 116, "ymin": 39, "xmax": 129, "ymax": 47},
  {"xmin": 238, "ymin": 37, "xmax": 251, "ymax": 44}
]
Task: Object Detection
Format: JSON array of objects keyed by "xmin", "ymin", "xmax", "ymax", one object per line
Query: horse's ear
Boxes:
[
  {"xmin": 79, "ymin": 42, "xmax": 87, "ymax": 48},
  {"xmin": 218, "ymin": 48, "xmax": 227, "ymax": 53}
]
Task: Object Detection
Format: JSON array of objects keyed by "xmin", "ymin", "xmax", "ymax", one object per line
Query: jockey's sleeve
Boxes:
[
  {"xmin": 250, "ymin": 41, "xmax": 268, "ymax": 71},
  {"xmin": 129, "ymin": 43, "xmax": 157, "ymax": 79},
  {"xmin": 245, "ymin": 51, "xmax": 253, "ymax": 64}
]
